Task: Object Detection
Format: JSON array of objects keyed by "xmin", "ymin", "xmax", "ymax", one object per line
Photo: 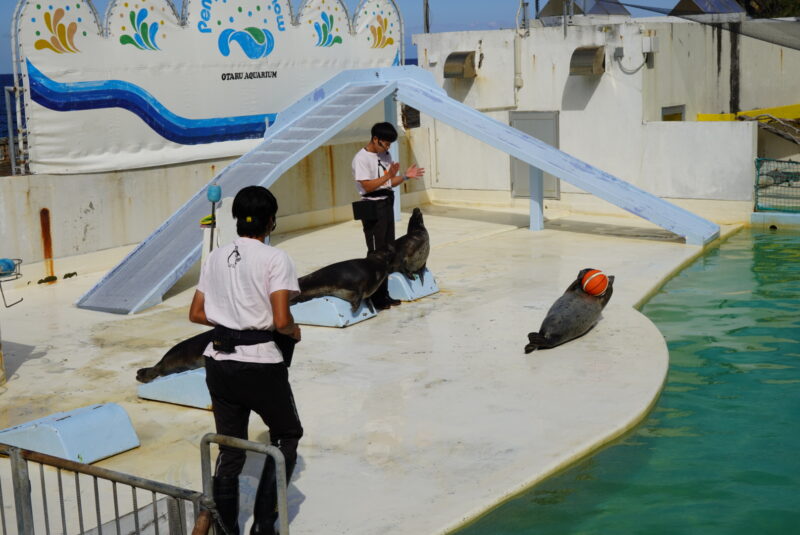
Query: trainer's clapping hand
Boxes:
[
  {"xmin": 405, "ymin": 164, "xmax": 425, "ymax": 179},
  {"xmin": 385, "ymin": 162, "xmax": 401, "ymax": 178}
]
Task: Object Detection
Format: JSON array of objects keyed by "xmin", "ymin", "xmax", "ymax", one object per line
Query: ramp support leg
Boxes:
[
  {"xmin": 529, "ymin": 165, "xmax": 544, "ymax": 231},
  {"xmin": 384, "ymin": 93, "xmax": 402, "ymax": 222}
]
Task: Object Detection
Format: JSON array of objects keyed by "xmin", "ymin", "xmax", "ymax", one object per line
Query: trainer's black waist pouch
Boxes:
[
  {"xmin": 352, "ymin": 189, "xmax": 394, "ymax": 221},
  {"xmin": 212, "ymin": 325, "xmax": 297, "ymax": 367}
]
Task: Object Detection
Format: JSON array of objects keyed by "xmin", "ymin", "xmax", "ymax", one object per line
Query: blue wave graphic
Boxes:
[
  {"xmin": 27, "ymin": 60, "xmax": 276, "ymax": 145},
  {"xmin": 218, "ymin": 28, "xmax": 275, "ymax": 59}
]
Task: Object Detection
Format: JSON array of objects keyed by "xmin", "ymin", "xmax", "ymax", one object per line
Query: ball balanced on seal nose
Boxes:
[{"xmin": 525, "ymin": 268, "xmax": 614, "ymax": 353}]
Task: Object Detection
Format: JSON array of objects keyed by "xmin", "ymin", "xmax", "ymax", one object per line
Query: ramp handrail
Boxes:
[{"xmin": 0, "ymin": 442, "xmax": 209, "ymax": 534}]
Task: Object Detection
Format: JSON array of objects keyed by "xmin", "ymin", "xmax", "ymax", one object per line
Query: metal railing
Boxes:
[
  {"xmin": 755, "ymin": 157, "xmax": 800, "ymax": 213},
  {"xmin": 199, "ymin": 434, "xmax": 289, "ymax": 535},
  {"xmin": 1, "ymin": 434, "xmax": 290, "ymax": 535},
  {"xmin": 3, "ymin": 86, "xmax": 26, "ymax": 176},
  {"xmin": 0, "ymin": 443, "xmax": 209, "ymax": 535}
]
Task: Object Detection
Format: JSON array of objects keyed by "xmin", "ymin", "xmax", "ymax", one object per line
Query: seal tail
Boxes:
[{"xmin": 525, "ymin": 332, "xmax": 547, "ymax": 354}]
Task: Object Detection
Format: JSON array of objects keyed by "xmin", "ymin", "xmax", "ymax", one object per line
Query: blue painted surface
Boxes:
[
  {"xmin": 290, "ymin": 296, "xmax": 377, "ymax": 328},
  {"xmin": 387, "ymin": 269, "xmax": 439, "ymax": 301},
  {"xmin": 751, "ymin": 211, "xmax": 800, "ymax": 229},
  {"xmin": 0, "ymin": 403, "xmax": 139, "ymax": 463},
  {"xmin": 26, "ymin": 61, "xmax": 275, "ymax": 145},
  {"xmin": 137, "ymin": 368, "xmax": 212, "ymax": 410}
]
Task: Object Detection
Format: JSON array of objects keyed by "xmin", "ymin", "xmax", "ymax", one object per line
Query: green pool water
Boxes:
[{"xmin": 457, "ymin": 228, "xmax": 800, "ymax": 534}]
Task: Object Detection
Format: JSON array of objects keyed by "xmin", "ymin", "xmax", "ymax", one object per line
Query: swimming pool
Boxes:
[{"xmin": 456, "ymin": 228, "xmax": 800, "ymax": 534}]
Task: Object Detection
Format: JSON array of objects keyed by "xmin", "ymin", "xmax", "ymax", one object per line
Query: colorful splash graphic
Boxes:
[
  {"xmin": 120, "ymin": 9, "xmax": 161, "ymax": 50},
  {"xmin": 218, "ymin": 27, "xmax": 276, "ymax": 58},
  {"xmin": 34, "ymin": 7, "xmax": 80, "ymax": 54},
  {"xmin": 313, "ymin": 12, "xmax": 343, "ymax": 47},
  {"xmin": 369, "ymin": 15, "xmax": 394, "ymax": 49}
]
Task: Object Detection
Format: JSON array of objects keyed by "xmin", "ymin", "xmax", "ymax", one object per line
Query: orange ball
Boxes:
[{"xmin": 582, "ymin": 269, "xmax": 608, "ymax": 296}]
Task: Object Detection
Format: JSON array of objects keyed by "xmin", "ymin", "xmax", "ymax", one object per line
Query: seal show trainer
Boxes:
[
  {"xmin": 351, "ymin": 122, "xmax": 425, "ymax": 309},
  {"xmin": 190, "ymin": 185, "xmax": 303, "ymax": 535}
]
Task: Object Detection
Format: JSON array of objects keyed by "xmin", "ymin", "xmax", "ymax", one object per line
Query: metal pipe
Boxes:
[
  {"xmin": 423, "ymin": 0, "xmax": 430, "ymax": 32},
  {"xmin": 152, "ymin": 490, "xmax": 160, "ymax": 535},
  {"xmin": 93, "ymin": 476, "xmax": 102, "ymax": 535},
  {"xmin": 200, "ymin": 433, "xmax": 289, "ymax": 535},
  {"xmin": 39, "ymin": 464, "xmax": 51, "ymax": 535},
  {"xmin": 5, "ymin": 87, "xmax": 17, "ymax": 176},
  {"xmin": 112, "ymin": 481, "xmax": 121, "ymax": 535},
  {"xmin": 132, "ymin": 486, "xmax": 141, "ymax": 534},
  {"xmin": 384, "ymin": 94, "xmax": 401, "ymax": 222},
  {"xmin": 2, "ymin": 446, "xmax": 203, "ymax": 501},
  {"xmin": 57, "ymin": 468, "xmax": 67, "ymax": 534},
  {"xmin": 0, "ymin": 470, "xmax": 9, "ymax": 532},
  {"xmin": 75, "ymin": 472, "xmax": 85, "ymax": 534},
  {"xmin": 9, "ymin": 448, "xmax": 34, "ymax": 533}
]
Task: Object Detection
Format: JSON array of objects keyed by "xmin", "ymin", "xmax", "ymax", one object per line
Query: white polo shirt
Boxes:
[
  {"xmin": 352, "ymin": 147, "xmax": 394, "ymax": 200},
  {"xmin": 198, "ymin": 236, "xmax": 300, "ymax": 364}
]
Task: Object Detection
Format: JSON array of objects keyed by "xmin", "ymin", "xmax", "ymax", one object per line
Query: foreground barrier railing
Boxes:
[
  {"xmin": 0, "ymin": 443, "xmax": 209, "ymax": 535},
  {"xmin": 1, "ymin": 434, "xmax": 289, "ymax": 535},
  {"xmin": 199, "ymin": 433, "xmax": 289, "ymax": 535}
]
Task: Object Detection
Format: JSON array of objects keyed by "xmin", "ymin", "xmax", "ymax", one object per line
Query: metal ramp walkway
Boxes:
[{"xmin": 77, "ymin": 66, "xmax": 719, "ymax": 314}]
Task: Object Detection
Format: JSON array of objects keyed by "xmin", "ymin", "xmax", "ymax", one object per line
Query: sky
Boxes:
[{"xmin": 0, "ymin": 0, "xmax": 679, "ymax": 73}]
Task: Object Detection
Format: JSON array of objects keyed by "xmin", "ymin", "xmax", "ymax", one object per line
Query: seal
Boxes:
[
  {"xmin": 524, "ymin": 268, "xmax": 615, "ymax": 353},
  {"xmin": 293, "ymin": 247, "xmax": 395, "ymax": 312},
  {"xmin": 392, "ymin": 207, "xmax": 430, "ymax": 284},
  {"xmin": 136, "ymin": 329, "xmax": 214, "ymax": 383}
]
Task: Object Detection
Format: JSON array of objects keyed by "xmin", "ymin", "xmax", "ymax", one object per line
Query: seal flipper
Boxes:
[
  {"xmin": 136, "ymin": 366, "xmax": 161, "ymax": 383},
  {"xmin": 525, "ymin": 332, "xmax": 548, "ymax": 353}
]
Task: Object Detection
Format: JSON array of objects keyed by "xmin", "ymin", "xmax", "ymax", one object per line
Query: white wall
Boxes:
[
  {"xmin": 0, "ymin": 130, "xmax": 431, "ymax": 263},
  {"xmin": 413, "ymin": 17, "xmax": 780, "ymax": 205}
]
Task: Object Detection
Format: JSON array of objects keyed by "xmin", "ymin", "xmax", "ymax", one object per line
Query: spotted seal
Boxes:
[
  {"xmin": 392, "ymin": 207, "xmax": 430, "ymax": 284},
  {"xmin": 524, "ymin": 268, "xmax": 615, "ymax": 353},
  {"xmin": 293, "ymin": 247, "xmax": 395, "ymax": 312},
  {"xmin": 135, "ymin": 330, "xmax": 213, "ymax": 383}
]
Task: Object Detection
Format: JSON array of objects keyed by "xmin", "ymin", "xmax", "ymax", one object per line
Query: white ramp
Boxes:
[
  {"xmin": 392, "ymin": 75, "xmax": 720, "ymax": 246},
  {"xmin": 77, "ymin": 73, "xmax": 401, "ymax": 314},
  {"xmin": 77, "ymin": 66, "xmax": 719, "ymax": 314}
]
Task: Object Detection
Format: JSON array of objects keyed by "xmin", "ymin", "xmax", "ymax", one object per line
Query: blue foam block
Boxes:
[
  {"xmin": 137, "ymin": 368, "xmax": 212, "ymax": 410},
  {"xmin": 0, "ymin": 403, "xmax": 140, "ymax": 463},
  {"xmin": 388, "ymin": 269, "xmax": 439, "ymax": 301},
  {"xmin": 290, "ymin": 296, "xmax": 376, "ymax": 327}
]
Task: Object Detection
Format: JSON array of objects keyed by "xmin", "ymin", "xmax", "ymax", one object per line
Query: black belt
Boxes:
[
  {"xmin": 362, "ymin": 188, "xmax": 395, "ymax": 202},
  {"xmin": 212, "ymin": 325, "xmax": 296, "ymax": 367}
]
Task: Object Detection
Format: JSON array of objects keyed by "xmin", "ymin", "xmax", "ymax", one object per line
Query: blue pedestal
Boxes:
[
  {"xmin": 137, "ymin": 368, "xmax": 212, "ymax": 410},
  {"xmin": 290, "ymin": 296, "xmax": 376, "ymax": 327},
  {"xmin": 0, "ymin": 403, "xmax": 140, "ymax": 463},
  {"xmin": 388, "ymin": 269, "xmax": 439, "ymax": 301}
]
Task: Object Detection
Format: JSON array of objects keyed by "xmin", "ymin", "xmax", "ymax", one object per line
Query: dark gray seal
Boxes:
[
  {"xmin": 392, "ymin": 207, "xmax": 430, "ymax": 284},
  {"xmin": 293, "ymin": 247, "xmax": 395, "ymax": 312},
  {"xmin": 136, "ymin": 330, "xmax": 213, "ymax": 383},
  {"xmin": 524, "ymin": 268, "xmax": 614, "ymax": 353}
]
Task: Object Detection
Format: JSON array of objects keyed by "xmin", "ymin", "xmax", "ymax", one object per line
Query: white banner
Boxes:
[{"xmin": 13, "ymin": 0, "xmax": 402, "ymax": 173}]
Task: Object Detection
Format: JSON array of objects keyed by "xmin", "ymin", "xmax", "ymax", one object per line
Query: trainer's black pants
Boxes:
[
  {"xmin": 360, "ymin": 199, "xmax": 395, "ymax": 302},
  {"xmin": 205, "ymin": 356, "xmax": 303, "ymax": 481}
]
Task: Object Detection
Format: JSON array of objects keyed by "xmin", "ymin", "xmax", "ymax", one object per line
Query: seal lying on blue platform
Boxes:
[
  {"xmin": 392, "ymin": 207, "xmax": 430, "ymax": 284},
  {"xmin": 524, "ymin": 268, "xmax": 614, "ymax": 353},
  {"xmin": 136, "ymin": 330, "xmax": 213, "ymax": 383},
  {"xmin": 293, "ymin": 247, "xmax": 395, "ymax": 312}
]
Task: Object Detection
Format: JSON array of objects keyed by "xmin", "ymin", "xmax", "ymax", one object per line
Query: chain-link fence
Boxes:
[{"xmin": 755, "ymin": 158, "xmax": 800, "ymax": 213}]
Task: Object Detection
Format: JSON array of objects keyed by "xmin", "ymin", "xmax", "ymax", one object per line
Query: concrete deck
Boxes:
[{"xmin": 0, "ymin": 204, "xmax": 736, "ymax": 534}]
